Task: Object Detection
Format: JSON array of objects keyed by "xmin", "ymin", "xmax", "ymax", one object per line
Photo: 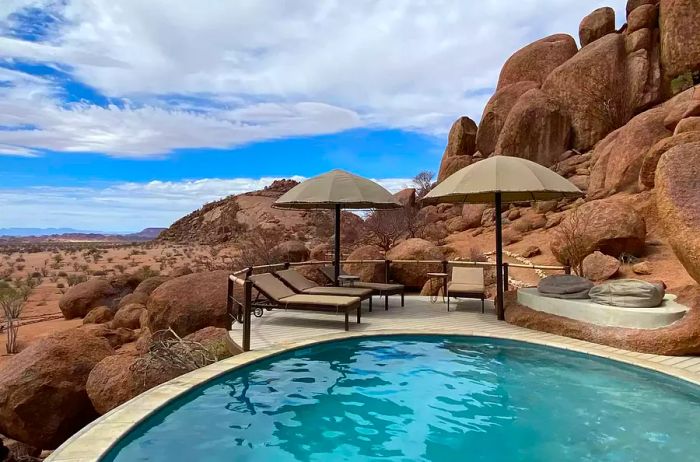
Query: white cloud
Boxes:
[
  {"xmin": 0, "ymin": 0, "xmax": 627, "ymax": 158},
  {"xmin": 0, "ymin": 176, "xmax": 413, "ymax": 231}
]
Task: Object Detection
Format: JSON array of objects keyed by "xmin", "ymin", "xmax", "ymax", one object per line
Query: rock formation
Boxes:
[
  {"xmin": 496, "ymin": 34, "xmax": 577, "ymax": 89},
  {"xmin": 437, "ymin": 117, "xmax": 478, "ymax": 181},
  {"xmin": 579, "ymin": 7, "xmax": 616, "ymax": 47}
]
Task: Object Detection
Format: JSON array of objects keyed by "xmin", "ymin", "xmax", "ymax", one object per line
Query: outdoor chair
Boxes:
[
  {"xmin": 319, "ymin": 266, "xmax": 404, "ymax": 311},
  {"xmin": 248, "ymin": 273, "xmax": 361, "ymax": 331},
  {"xmin": 275, "ymin": 268, "xmax": 374, "ymax": 310},
  {"xmin": 447, "ymin": 267, "xmax": 486, "ymax": 312}
]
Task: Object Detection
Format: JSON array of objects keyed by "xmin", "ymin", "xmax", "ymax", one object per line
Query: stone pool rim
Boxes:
[{"xmin": 47, "ymin": 329, "xmax": 700, "ymax": 462}]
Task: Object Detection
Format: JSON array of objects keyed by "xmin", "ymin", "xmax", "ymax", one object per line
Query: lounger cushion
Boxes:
[
  {"xmin": 302, "ymin": 287, "xmax": 373, "ymax": 298},
  {"xmin": 276, "ymin": 269, "xmax": 318, "ymax": 291},
  {"xmin": 354, "ymin": 282, "xmax": 404, "ymax": 292},
  {"xmin": 280, "ymin": 294, "xmax": 361, "ymax": 308},
  {"xmin": 448, "ymin": 282, "xmax": 485, "ymax": 294},
  {"xmin": 249, "ymin": 273, "xmax": 296, "ymax": 301},
  {"xmin": 452, "ymin": 267, "xmax": 485, "ymax": 286}
]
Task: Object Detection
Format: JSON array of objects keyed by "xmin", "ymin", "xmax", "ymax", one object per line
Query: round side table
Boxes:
[
  {"xmin": 338, "ymin": 275, "xmax": 360, "ymax": 287},
  {"xmin": 426, "ymin": 272, "xmax": 448, "ymax": 304}
]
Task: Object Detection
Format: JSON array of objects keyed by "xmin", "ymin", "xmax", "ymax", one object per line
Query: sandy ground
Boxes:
[{"xmin": 0, "ymin": 242, "xmax": 234, "ymax": 366}]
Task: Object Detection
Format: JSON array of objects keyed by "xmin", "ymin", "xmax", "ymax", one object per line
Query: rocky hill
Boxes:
[{"xmin": 434, "ymin": 0, "xmax": 700, "ymax": 290}]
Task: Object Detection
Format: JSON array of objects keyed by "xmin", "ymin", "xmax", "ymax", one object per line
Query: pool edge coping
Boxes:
[{"xmin": 47, "ymin": 328, "xmax": 700, "ymax": 462}]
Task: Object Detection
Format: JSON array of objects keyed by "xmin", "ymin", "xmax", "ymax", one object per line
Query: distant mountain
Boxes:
[
  {"xmin": 0, "ymin": 228, "xmax": 101, "ymax": 237},
  {"xmin": 0, "ymin": 227, "xmax": 167, "ymax": 241}
]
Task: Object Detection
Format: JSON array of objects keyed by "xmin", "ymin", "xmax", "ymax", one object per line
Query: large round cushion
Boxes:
[
  {"xmin": 538, "ymin": 275, "xmax": 594, "ymax": 299},
  {"xmin": 589, "ymin": 279, "xmax": 665, "ymax": 308}
]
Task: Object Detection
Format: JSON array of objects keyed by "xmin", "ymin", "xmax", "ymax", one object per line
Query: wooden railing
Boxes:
[{"xmin": 227, "ymin": 259, "xmax": 570, "ymax": 352}]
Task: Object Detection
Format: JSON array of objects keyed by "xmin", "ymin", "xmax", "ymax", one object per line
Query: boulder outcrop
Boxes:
[
  {"xmin": 496, "ymin": 34, "xmax": 577, "ymax": 89},
  {"xmin": 343, "ymin": 245, "xmax": 386, "ymax": 283},
  {"xmin": 588, "ymin": 106, "xmax": 671, "ymax": 196},
  {"xmin": 437, "ymin": 117, "xmax": 478, "ymax": 182},
  {"xmin": 82, "ymin": 306, "xmax": 113, "ymax": 324},
  {"xmin": 0, "ymin": 329, "xmax": 113, "ymax": 449},
  {"xmin": 272, "ymin": 240, "xmax": 310, "ymax": 262},
  {"xmin": 579, "ymin": 7, "xmax": 616, "ymax": 47},
  {"xmin": 494, "ymin": 88, "xmax": 571, "ymax": 166},
  {"xmin": 639, "ymin": 131, "xmax": 700, "ymax": 188},
  {"xmin": 111, "ymin": 303, "xmax": 145, "ymax": 330},
  {"xmin": 659, "ymin": 0, "xmax": 700, "ymax": 88},
  {"xmin": 386, "ymin": 239, "xmax": 444, "ymax": 289},
  {"xmin": 551, "ymin": 197, "xmax": 647, "ymax": 261},
  {"xmin": 147, "ymin": 270, "xmax": 230, "ymax": 336},
  {"xmin": 58, "ymin": 278, "xmax": 117, "ymax": 319},
  {"xmin": 582, "ymin": 251, "xmax": 621, "ymax": 281},
  {"xmin": 476, "ymin": 81, "xmax": 539, "ymax": 156},
  {"xmin": 655, "ymin": 142, "xmax": 700, "ymax": 284}
]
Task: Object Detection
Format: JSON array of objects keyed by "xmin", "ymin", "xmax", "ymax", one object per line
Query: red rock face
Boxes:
[
  {"xmin": 627, "ymin": 4, "xmax": 659, "ymax": 33},
  {"xmin": 344, "ymin": 245, "xmax": 386, "ymax": 283},
  {"xmin": 588, "ymin": 106, "xmax": 672, "ymax": 197},
  {"xmin": 386, "ymin": 238, "xmax": 444, "ymax": 289},
  {"xmin": 579, "ymin": 7, "xmax": 616, "ymax": 47},
  {"xmin": 639, "ymin": 131, "xmax": 700, "ymax": 188},
  {"xmin": 582, "ymin": 251, "xmax": 621, "ymax": 281},
  {"xmin": 655, "ymin": 142, "xmax": 700, "ymax": 284},
  {"xmin": 550, "ymin": 196, "xmax": 647, "ymax": 261},
  {"xmin": 58, "ymin": 278, "xmax": 117, "ymax": 319},
  {"xmin": 660, "ymin": 0, "xmax": 700, "ymax": 86},
  {"xmin": 0, "ymin": 329, "xmax": 114, "ymax": 449},
  {"xmin": 437, "ymin": 117, "xmax": 477, "ymax": 182},
  {"xmin": 111, "ymin": 303, "xmax": 145, "ymax": 330},
  {"xmin": 146, "ymin": 270, "xmax": 230, "ymax": 337},
  {"xmin": 476, "ymin": 81, "xmax": 539, "ymax": 156},
  {"xmin": 494, "ymin": 88, "xmax": 571, "ymax": 167},
  {"xmin": 496, "ymin": 34, "xmax": 578, "ymax": 90},
  {"xmin": 504, "ymin": 285, "xmax": 700, "ymax": 356},
  {"xmin": 542, "ymin": 34, "xmax": 635, "ymax": 151}
]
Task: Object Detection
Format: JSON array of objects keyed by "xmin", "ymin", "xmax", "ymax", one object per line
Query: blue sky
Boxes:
[{"xmin": 0, "ymin": 1, "xmax": 625, "ymax": 232}]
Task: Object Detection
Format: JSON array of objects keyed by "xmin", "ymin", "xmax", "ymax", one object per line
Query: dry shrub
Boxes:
[{"xmin": 551, "ymin": 206, "xmax": 589, "ymax": 276}]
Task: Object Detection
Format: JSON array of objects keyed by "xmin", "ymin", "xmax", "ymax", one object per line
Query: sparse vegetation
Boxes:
[{"xmin": 552, "ymin": 206, "xmax": 589, "ymax": 276}]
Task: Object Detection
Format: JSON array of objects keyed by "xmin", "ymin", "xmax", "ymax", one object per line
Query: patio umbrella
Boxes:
[
  {"xmin": 422, "ymin": 156, "xmax": 583, "ymax": 320},
  {"xmin": 273, "ymin": 169, "xmax": 401, "ymax": 285}
]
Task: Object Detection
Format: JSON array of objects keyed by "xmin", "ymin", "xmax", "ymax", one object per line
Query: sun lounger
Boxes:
[
  {"xmin": 275, "ymin": 268, "xmax": 374, "ymax": 310},
  {"xmin": 248, "ymin": 273, "xmax": 361, "ymax": 331},
  {"xmin": 447, "ymin": 267, "xmax": 486, "ymax": 312},
  {"xmin": 319, "ymin": 266, "xmax": 405, "ymax": 311}
]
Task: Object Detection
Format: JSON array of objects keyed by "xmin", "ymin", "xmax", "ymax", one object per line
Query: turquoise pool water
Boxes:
[{"xmin": 102, "ymin": 336, "xmax": 700, "ymax": 461}]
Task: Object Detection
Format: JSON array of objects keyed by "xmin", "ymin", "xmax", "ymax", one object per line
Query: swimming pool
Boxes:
[{"xmin": 102, "ymin": 336, "xmax": 700, "ymax": 461}]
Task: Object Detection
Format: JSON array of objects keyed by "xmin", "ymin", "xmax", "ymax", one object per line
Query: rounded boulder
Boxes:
[{"xmin": 386, "ymin": 239, "xmax": 444, "ymax": 289}]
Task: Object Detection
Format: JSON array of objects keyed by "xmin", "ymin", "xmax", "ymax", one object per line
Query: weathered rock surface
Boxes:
[
  {"xmin": 272, "ymin": 240, "xmax": 310, "ymax": 263},
  {"xmin": 437, "ymin": 117, "xmax": 478, "ymax": 182},
  {"xmin": 343, "ymin": 245, "xmax": 386, "ymax": 283},
  {"xmin": 184, "ymin": 326, "xmax": 233, "ymax": 360},
  {"xmin": 386, "ymin": 239, "xmax": 444, "ymax": 289},
  {"xmin": 0, "ymin": 329, "xmax": 113, "ymax": 449},
  {"xmin": 86, "ymin": 352, "xmax": 185, "ymax": 415},
  {"xmin": 542, "ymin": 34, "xmax": 634, "ymax": 151},
  {"xmin": 495, "ymin": 88, "xmax": 571, "ymax": 166},
  {"xmin": 588, "ymin": 106, "xmax": 671, "ymax": 196},
  {"xmin": 505, "ymin": 285, "xmax": 700, "ymax": 356},
  {"xmin": 80, "ymin": 324, "xmax": 137, "ymax": 349},
  {"xmin": 82, "ymin": 306, "xmax": 113, "ymax": 324},
  {"xmin": 476, "ymin": 81, "xmax": 539, "ymax": 156},
  {"xmin": 111, "ymin": 303, "xmax": 145, "ymax": 330},
  {"xmin": 579, "ymin": 7, "xmax": 616, "ymax": 47},
  {"xmin": 639, "ymin": 131, "xmax": 700, "ymax": 188},
  {"xmin": 461, "ymin": 204, "xmax": 487, "ymax": 229},
  {"xmin": 147, "ymin": 270, "xmax": 230, "ymax": 336},
  {"xmin": 627, "ymin": 4, "xmax": 658, "ymax": 33},
  {"xmin": 655, "ymin": 142, "xmax": 700, "ymax": 284},
  {"xmin": 133, "ymin": 276, "xmax": 170, "ymax": 297},
  {"xmin": 497, "ymin": 34, "xmax": 577, "ymax": 89},
  {"xmin": 58, "ymin": 278, "xmax": 117, "ymax": 319},
  {"xmin": 551, "ymin": 197, "xmax": 647, "ymax": 261},
  {"xmin": 675, "ymin": 116, "xmax": 700, "ymax": 134},
  {"xmin": 582, "ymin": 251, "xmax": 621, "ymax": 281},
  {"xmin": 659, "ymin": 0, "xmax": 700, "ymax": 86}
]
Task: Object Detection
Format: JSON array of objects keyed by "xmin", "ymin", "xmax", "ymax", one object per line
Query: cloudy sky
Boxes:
[{"xmin": 0, "ymin": 0, "xmax": 625, "ymax": 232}]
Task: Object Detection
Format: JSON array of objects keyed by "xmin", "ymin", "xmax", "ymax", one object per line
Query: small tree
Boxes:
[
  {"xmin": 234, "ymin": 226, "xmax": 285, "ymax": 268},
  {"xmin": 364, "ymin": 209, "xmax": 404, "ymax": 251},
  {"xmin": 1, "ymin": 287, "xmax": 26, "ymax": 354},
  {"xmin": 552, "ymin": 206, "xmax": 589, "ymax": 276},
  {"xmin": 413, "ymin": 171, "xmax": 435, "ymax": 199}
]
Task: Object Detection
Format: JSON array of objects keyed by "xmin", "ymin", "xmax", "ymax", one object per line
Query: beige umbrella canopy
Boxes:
[
  {"xmin": 423, "ymin": 156, "xmax": 584, "ymax": 320},
  {"xmin": 274, "ymin": 169, "xmax": 401, "ymax": 284}
]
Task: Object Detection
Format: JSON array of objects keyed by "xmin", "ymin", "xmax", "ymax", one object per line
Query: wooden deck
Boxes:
[{"xmin": 229, "ymin": 295, "xmax": 700, "ymax": 382}]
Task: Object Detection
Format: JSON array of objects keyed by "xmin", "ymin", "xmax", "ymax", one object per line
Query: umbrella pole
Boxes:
[
  {"xmin": 334, "ymin": 204, "xmax": 341, "ymax": 286},
  {"xmin": 495, "ymin": 192, "xmax": 505, "ymax": 321}
]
